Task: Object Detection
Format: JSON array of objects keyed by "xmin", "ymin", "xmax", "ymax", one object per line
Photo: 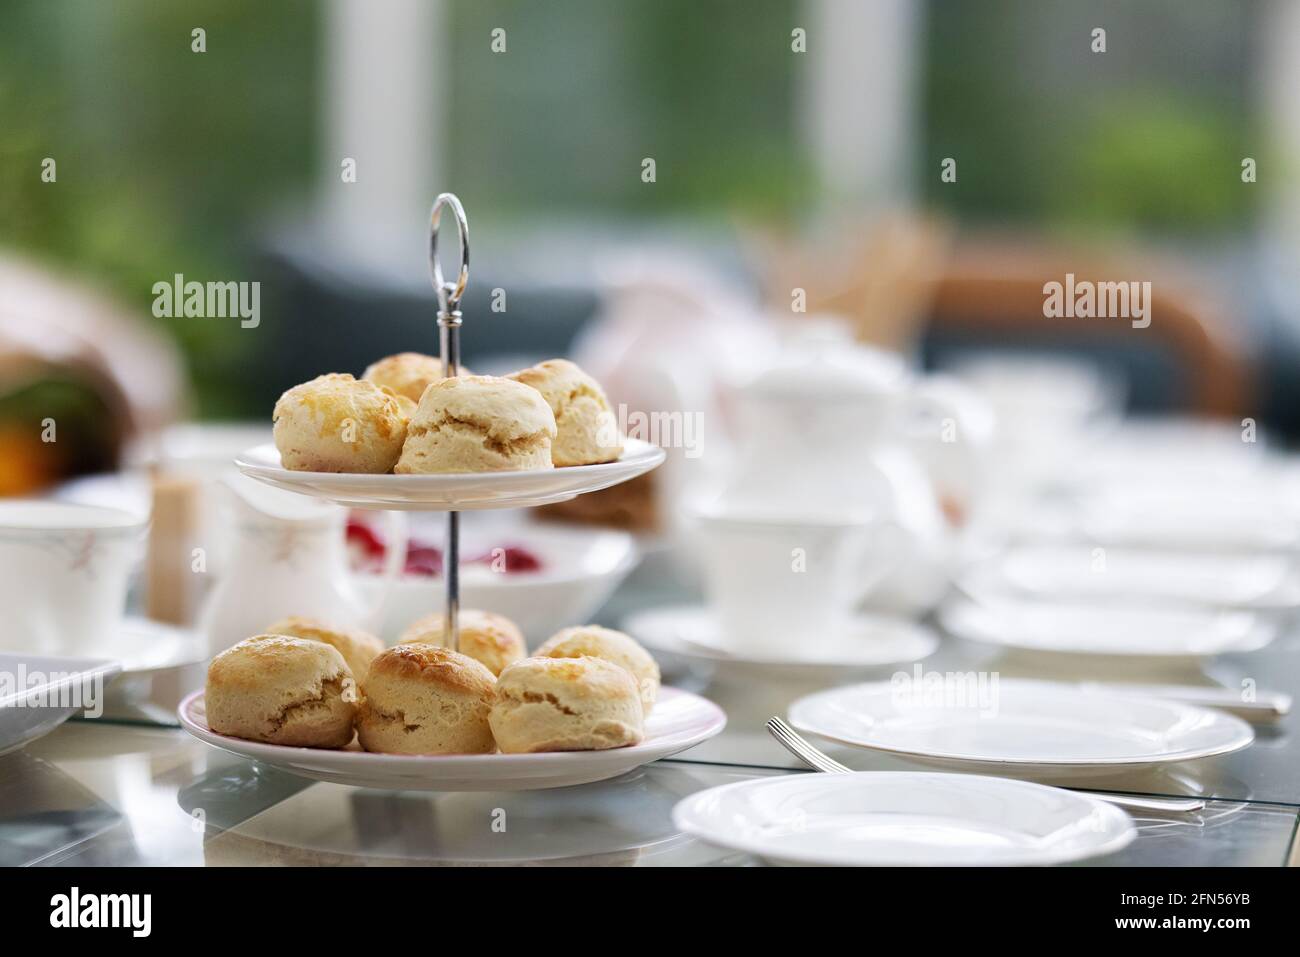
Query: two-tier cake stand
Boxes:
[
  {"xmin": 236, "ymin": 194, "xmax": 666, "ymax": 648},
  {"xmin": 180, "ymin": 193, "xmax": 725, "ymax": 790}
]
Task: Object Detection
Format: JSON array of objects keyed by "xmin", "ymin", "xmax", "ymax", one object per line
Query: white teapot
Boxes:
[
  {"xmin": 199, "ymin": 475, "xmax": 406, "ymax": 657},
  {"xmin": 720, "ymin": 323, "xmax": 992, "ymax": 613}
]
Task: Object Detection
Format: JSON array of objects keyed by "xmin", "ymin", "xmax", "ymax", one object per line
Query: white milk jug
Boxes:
[{"xmin": 199, "ymin": 474, "xmax": 405, "ymax": 656}]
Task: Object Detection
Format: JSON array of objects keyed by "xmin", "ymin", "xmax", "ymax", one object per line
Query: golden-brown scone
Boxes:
[
  {"xmin": 507, "ymin": 359, "xmax": 624, "ymax": 466},
  {"xmin": 362, "ymin": 352, "xmax": 470, "ymax": 404},
  {"xmin": 273, "ymin": 373, "xmax": 409, "ymax": 473},
  {"xmin": 490, "ymin": 656, "xmax": 644, "ymax": 753},
  {"xmin": 535, "ymin": 625, "xmax": 659, "ymax": 714},
  {"xmin": 397, "ymin": 609, "xmax": 526, "ymax": 676},
  {"xmin": 356, "ymin": 644, "xmax": 497, "ymax": 754},
  {"xmin": 393, "ymin": 393, "xmax": 418, "ymax": 419},
  {"xmin": 395, "ymin": 375, "xmax": 556, "ymax": 474},
  {"xmin": 205, "ymin": 635, "xmax": 357, "ymax": 748},
  {"xmin": 264, "ymin": 616, "xmax": 385, "ymax": 684}
]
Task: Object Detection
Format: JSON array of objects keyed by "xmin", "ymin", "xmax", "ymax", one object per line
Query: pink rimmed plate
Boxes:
[
  {"xmin": 179, "ymin": 686, "xmax": 725, "ymax": 791},
  {"xmin": 234, "ymin": 439, "xmax": 665, "ymax": 511}
]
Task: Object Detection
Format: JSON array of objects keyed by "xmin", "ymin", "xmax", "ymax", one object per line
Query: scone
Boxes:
[
  {"xmin": 491, "ymin": 656, "xmax": 644, "ymax": 753},
  {"xmin": 398, "ymin": 608, "xmax": 526, "ymax": 676},
  {"xmin": 356, "ymin": 644, "xmax": 497, "ymax": 754},
  {"xmin": 508, "ymin": 359, "xmax": 623, "ymax": 466},
  {"xmin": 362, "ymin": 352, "xmax": 469, "ymax": 404},
  {"xmin": 205, "ymin": 635, "xmax": 357, "ymax": 748},
  {"xmin": 535, "ymin": 625, "xmax": 660, "ymax": 714},
  {"xmin": 265, "ymin": 616, "xmax": 385, "ymax": 683},
  {"xmin": 395, "ymin": 375, "xmax": 556, "ymax": 474},
  {"xmin": 273, "ymin": 373, "xmax": 409, "ymax": 473}
]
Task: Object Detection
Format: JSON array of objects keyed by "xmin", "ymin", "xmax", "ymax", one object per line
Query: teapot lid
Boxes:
[{"xmin": 741, "ymin": 320, "xmax": 907, "ymax": 399}]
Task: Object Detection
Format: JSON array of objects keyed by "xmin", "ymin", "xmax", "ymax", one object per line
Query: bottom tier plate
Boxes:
[{"xmin": 178, "ymin": 686, "xmax": 725, "ymax": 791}]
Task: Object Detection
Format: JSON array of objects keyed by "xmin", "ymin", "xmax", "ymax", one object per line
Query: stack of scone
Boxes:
[
  {"xmin": 204, "ymin": 613, "xmax": 660, "ymax": 757},
  {"xmin": 272, "ymin": 352, "xmax": 623, "ymax": 474},
  {"xmin": 397, "ymin": 608, "xmax": 527, "ymax": 676}
]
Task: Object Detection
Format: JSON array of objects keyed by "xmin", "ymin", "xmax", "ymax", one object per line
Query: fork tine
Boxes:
[
  {"xmin": 771, "ymin": 722, "xmax": 851, "ymax": 774},
  {"xmin": 765, "ymin": 719, "xmax": 814, "ymax": 762},
  {"xmin": 784, "ymin": 735, "xmax": 846, "ymax": 774},
  {"xmin": 768, "ymin": 724, "xmax": 816, "ymax": 763},
  {"xmin": 766, "ymin": 717, "xmax": 853, "ymax": 774}
]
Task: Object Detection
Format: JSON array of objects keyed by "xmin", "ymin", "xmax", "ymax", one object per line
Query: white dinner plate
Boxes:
[
  {"xmin": 179, "ymin": 686, "xmax": 725, "ymax": 791},
  {"xmin": 1075, "ymin": 485, "xmax": 1300, "ymax": 552},
  {"xmin": 625, "ymin": 604, "xmax": 938, "ymax": 672},
  {"xmin": 995, "ymin": 486, "xmax": 1300, "ymax": 553},
  {"xmin": 961, "ymin": 545, "xmax": 1300, "ymax": 610},
  {"xmin": 672, "ymin": 771, "xmax": 1136, "ymax": 866},
  {"xmin": 789, "ymin": 679, "xmax": 1253, "ymax": 776},
  {"xmin": 234, "ymin": 439, "xmax": 665, "ymax": 511},
  {"xmin": 939, "ymin": 595, "xmax": 1277, "ymax": 659}
]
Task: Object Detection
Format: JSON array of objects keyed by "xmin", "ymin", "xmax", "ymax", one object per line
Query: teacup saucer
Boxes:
[
  {"xmin": 105, "ymin": 617, "xmax": 206, "ymax": 674},
  {"xmin": 624, "ymin": 604, "xmax": 938, "ymax": 672},
  {"xmin": 98, "ymin": 618, "xmax": 206, "ymax": 725}
]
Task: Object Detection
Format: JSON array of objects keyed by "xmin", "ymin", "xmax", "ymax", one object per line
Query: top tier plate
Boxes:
[{"xmin": 234, "ymin": 438, "xmax": 665, "ymax": 511}]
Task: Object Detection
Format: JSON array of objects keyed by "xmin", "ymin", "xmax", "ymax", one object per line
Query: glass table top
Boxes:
[
  {"xmin": 2, "ymin": 721, "xmax": 1296, "ymax": 867},
  {"xmin": 2, "ymin": 561, "xmax": 1298, "ymax": 867},
  {"xmin": 601, "ymin": 566, "xmax": 1300, "ymax": 809}
]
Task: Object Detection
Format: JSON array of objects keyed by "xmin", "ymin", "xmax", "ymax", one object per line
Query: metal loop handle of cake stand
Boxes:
[{"xmin": 429, "ymin": 193, "xmax": 470, "ymax": 651}]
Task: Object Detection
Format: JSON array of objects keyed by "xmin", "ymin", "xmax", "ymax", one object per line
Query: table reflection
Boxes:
[{"xmin": 200, "ymin": 763, "xmax": 771, "ymax": 866}]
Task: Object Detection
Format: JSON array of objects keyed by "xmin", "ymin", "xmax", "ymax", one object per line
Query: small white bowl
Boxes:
[{"xmin": 354, "ymin": 526, "xmax": 640, "ymax": 645}]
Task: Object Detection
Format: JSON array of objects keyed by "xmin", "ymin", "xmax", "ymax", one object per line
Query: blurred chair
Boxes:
[
  {"xmin": 752, "ymin": 221, "xmax": 1255, "ymax": 418},
  {"xmin": 748, "ymin": 211, "xmax": 951, "ymax": 353},
  {"xmin": 926, "ymin": 240, "xmax": 1253, "ymax": 417}
]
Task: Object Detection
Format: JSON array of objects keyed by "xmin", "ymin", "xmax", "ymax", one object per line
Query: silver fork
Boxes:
[{"xmin": 765, "ymin": 717, "xmax": 1206, "ymax": 814}]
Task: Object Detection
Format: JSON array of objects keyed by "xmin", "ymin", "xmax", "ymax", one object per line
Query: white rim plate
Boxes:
[
  {"xmin": 179, "ymin": 686, "xmax": 725, "ymax": 791},
  {"xmin": 107, "ymin": 617, "xmax": 206, "ymax": 675},
  {"xmin": 938, "ymin": 596, "xmax": 1276, "ymax": 659},
  {"xmin": 672, "ymin": 771, "xmax": 1136, "ymax": 866},
  {"xmin": 234, "ymin": 439, "xmax": 666, "ymax": 511},
  {"xmin": 789, "ymin": 678, "xmax": 1253, "ymax": 774},
  {"xmin": 624, "ymin": 605, "xmax": 939, "ymax": 671},
  {"xmin": 961, "ymin": 546, "xmax": 1300, "ymax": 611}
]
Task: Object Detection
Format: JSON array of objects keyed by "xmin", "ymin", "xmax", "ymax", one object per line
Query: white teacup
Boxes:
[
  {"xmin": 692, "ymin": 507, "xmax": 888, "ymax": 657},
  {"xmin": 0, "ymin": 502, "xmax": 146, "ymax": 655}
]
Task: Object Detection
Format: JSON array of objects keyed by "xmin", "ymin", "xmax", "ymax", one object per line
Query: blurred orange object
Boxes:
[
  {"xmin": 0, "ymin": 425, "xmax": 55, "ymax": 495},
  {"xmin": 0, "ymin": 254, "xmax": 184, "ymax": 493}
]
